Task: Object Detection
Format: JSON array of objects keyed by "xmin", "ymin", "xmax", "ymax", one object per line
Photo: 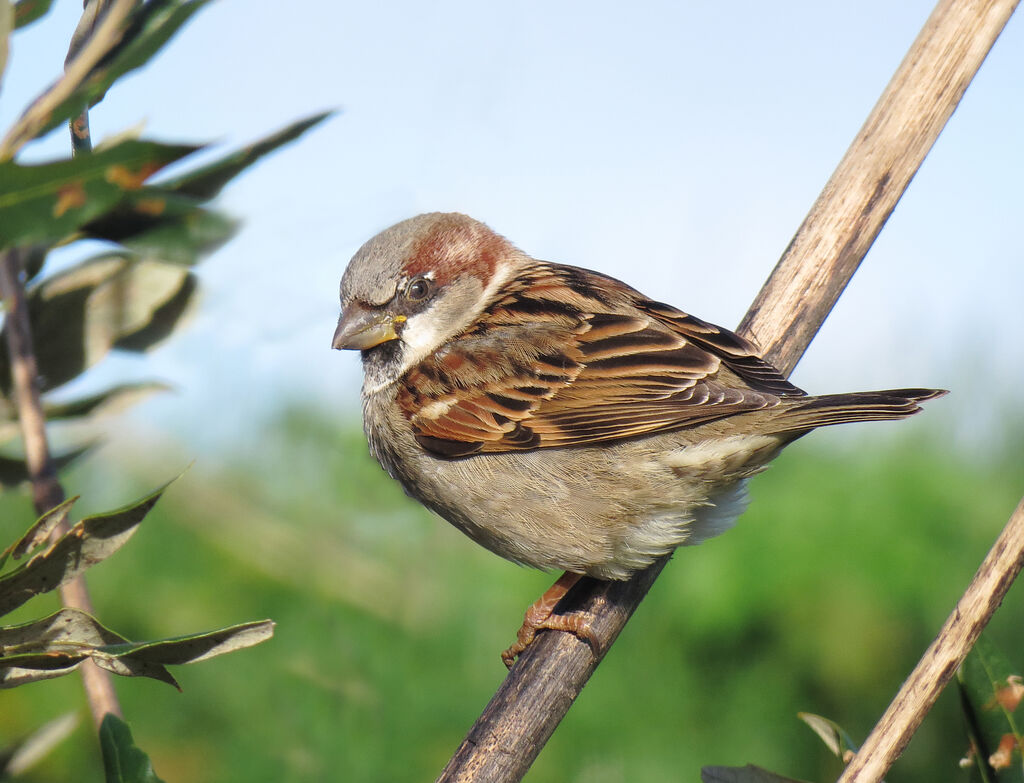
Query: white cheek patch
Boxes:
[
  {"xmin": 393, "ymin": 261, "xmax": 517, "ymax": 378},
  {"xmin": 399, "ymin": 309, "xmax": 451, "ymax": 369}
]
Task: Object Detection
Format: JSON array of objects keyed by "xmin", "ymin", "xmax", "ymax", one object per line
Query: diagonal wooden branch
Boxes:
[{"xmin": 437, "ymin": 1, "xmax": 1019, "ymax": 781}]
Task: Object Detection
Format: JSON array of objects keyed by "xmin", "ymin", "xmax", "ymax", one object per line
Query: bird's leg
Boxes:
[{"xmin": 501, "ymin": 571, "xmax": 596, "ymax": 668}]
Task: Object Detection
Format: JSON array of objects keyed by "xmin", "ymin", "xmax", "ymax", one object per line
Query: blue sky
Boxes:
[{"xmin": 3, "ymin": 1, "xmax": 1022, "ymax": 456}]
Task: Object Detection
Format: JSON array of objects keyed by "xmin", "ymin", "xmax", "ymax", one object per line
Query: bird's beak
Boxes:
[{"xmin": 332, "ymin": 303, "xmax": 404, "ymax": 350}]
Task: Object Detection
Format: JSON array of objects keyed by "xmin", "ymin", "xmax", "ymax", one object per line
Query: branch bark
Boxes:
[{"xmin": 437, "ymin": 0, "xmax": 1019, "ymax": 780}]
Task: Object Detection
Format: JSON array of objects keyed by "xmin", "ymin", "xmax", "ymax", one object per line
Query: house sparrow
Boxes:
[{"xmin": 332, "ymin": 212, "xmax": 944, "ymax": 665}]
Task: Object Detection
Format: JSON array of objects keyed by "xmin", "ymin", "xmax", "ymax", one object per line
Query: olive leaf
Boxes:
[
  {"xmin": 798, "ymin": 712, "xmax": 859, "ymax": 764},
  {"xmin": 83, "ymin": 192, "xmax": 238, "ymax": 266},
  {"xmin": 160, "ymin": 111, "xmax": 333, "ymax": 199},
  {"xmin": 0, "ymin": 253, "xmax": 196, "ymax": 393},
  {"xmin": 100, "ymin": 714, "xmax": 165, "ymax": 783},
  {"xmin": 958, "ymin": 633, "xmax": 1024, "ymax": 780},
  {"xmin": 2, "ymin": 0, "xmax": 207, "ymax": 156},
  {"xmin": 12, "ymin": 0, "xmax": 55, "ymax": 31},
  {"xmin": 0, "ymin": 480, "xmax": 171, "ymax": 616},
  {"xmin": 0, "ymin": 446, "xmax": 92, "ymax": 489},
  {"xmin": 0, "ymin": 139, "xmax": 199, "ymax": 249},
  {"xmin": 0, "ymin": 609, "xmax": 274, "ymax": 689},
  {"xmin": 39, "ymin": 382, "xmax": 171, "ymax": 423},
  {"xmin": 0, "ymin": 608, "xmax": 178, "ymax": 688},
  {"xmin": 701, "ymin": 765, "xmax": 811, "ymax": 783},
  {"xmin": 0, "ymin": 496, "xmax": 77, "ymax": 569}
]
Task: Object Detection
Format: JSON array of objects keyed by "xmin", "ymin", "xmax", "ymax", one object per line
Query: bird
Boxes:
[{"xmin": 332, "ymin": 212, "xmax": 944, "ymax": 666}]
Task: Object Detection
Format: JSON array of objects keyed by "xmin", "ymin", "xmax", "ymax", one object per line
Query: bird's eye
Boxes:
[{"xmin": 405, "ymin": 276, "xmax": 432, "ymax": 302}]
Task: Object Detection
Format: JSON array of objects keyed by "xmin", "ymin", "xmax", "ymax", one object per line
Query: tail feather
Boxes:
[{"xmin": 770, "ymin": 388, "xmax": 947, "ymax": 433}]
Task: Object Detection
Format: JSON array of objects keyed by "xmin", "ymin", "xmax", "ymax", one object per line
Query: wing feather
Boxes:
[{"xmin": 396, "ymin": 262, "xmax": 799, "ymax": 457}]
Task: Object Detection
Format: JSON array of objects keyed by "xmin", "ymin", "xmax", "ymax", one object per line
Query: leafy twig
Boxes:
[
  {"xmin": 0, "ymin": 0, "xmax": 134, "ymax": 160},
  {"xmin": 0, "ymin": 248, "xmax": 123, "ymax": 727}
]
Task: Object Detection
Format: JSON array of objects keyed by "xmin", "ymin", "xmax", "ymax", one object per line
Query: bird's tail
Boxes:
[{"xmin": 769, "ymin": 388, "xmax": 947, "ymax": 433}]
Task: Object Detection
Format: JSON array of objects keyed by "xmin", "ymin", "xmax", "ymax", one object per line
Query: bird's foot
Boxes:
[{"xmin": 501, "ymin": 571, "xmax": 598, "ymax": 668}]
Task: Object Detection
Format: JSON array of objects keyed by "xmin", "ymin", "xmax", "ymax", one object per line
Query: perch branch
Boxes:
[{"xmin": 437, "ymin": 0, "xmax": 1018, "ymax": 780}]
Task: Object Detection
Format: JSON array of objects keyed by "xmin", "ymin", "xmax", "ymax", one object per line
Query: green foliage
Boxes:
[
  {"xmin": 2, "ymin": 0, "xmax": 209, "ymax": 157},
  {"xmin": 0, "ymin": 1, "xmax": 329, "ymax": 474},
  {"xmin": 959, "ymin": 634, "xmax": 1024, "ymax": 781},
  {"xmin": 0, "ymin": 253, "xmax": 198, "ymax": 395},
  {"xmin": 0, "ymin": 140, "xmax": 199, "ymax": 247},
  {"xmin": 0, "ymin": 481, "xmax": 274, "ymax": 690},
  {"xmin": 702, "ymin": 765, "xmax": 811, "ymax": 783},
  {"xmin": 11, "ymin": 0, "xmax": 54, "ymax": 31},
  {"xmin": 0, "ymin": 0, "xmax": 326, "ymax": 775},
  {"xmin": 100, "ymin": 715, "xmax": 165, "ymax": 783}
]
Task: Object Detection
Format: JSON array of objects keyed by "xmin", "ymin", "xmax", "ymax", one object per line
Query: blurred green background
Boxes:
[{"xmin": 1, "ymin": 407, "xmax": 1019, "ymax": 782}]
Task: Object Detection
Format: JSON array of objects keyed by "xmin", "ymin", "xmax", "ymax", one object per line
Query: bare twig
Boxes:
[
  {"xmin": 838, "ymin": 496, "xmax": 1024, "ymax": 781},
  {"xmin": 0, "ymin": 250, "xmax": 123, "ymax": 729},
  {"xmin": 436, "ymin": 1, "xmax": 1019, "ymax": 781}
]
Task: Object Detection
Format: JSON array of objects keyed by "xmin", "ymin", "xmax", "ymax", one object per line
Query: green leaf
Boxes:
[
  {"xmin": 83, "ymin": 191, "xmax": 238, "ymax": 265},
  {"xmin": 98, "ymin": 619, "xmax": 275, "ymax": 666},
  {"xmin": 8, "ymin": 0, "xmax": 208, "ymax": 152},
  {"xmin": 0, "ymin": 445, "xmax": 91, "ymax": 488},
  {"xmin": 958, "ymin": 634, "xmax": 1024, "ymax": 779},
  {"xmin": 0, "ymin": 253, "xmax": 196, "ymax": 393},
  {"xmin": 0, "ymin": 609, "xmax": 271, "ymax": 689},
  {"xmin": 12, "ymin": 0, "xmax": 54, "ymax": 30},
  {"xmin": 798, "ymin": 712, "xmax": 859, "ymax": 763},
  {"xmin": 42, "ymin": 382, "xmax": 171, "ymax": 421},
  {"xmin": 0, "ymin": 608, "xmax": 177, "ymax": 688},
  {"xmin": 701, "ymin": 765, "xmax": 811, "ymax": 783},
  {"xmin": 21, "ymin": 242, "xmax": 48, "ymax": 281},
  {"xmin": 161, "ymin": 111, "xmax": 334, "ymax": 199},
  {"xmin": 0, "ymin": 496, "xmax": 76, "ymax": 569},
  {"xmin": 0, "ymin": 479, "xmax": 172, "ymax": 616},
  {"xmin": 100, "ymin": 714, "xmax": 166, "ymax": 783},
  {"xmin": 113, "ymin": 269, "xmax": 197, "ymax": 353},
  {"xmin": 0, "ymin": 139, "xmax": 199, "ymax": 248}
]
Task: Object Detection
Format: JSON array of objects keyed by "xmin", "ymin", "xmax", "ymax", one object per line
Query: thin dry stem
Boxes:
[{"xmin": 838, "ymin": 496, "xmax": 1024, "ymax": 781}]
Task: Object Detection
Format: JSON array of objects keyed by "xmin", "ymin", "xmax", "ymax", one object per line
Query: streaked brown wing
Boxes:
[{"xmin": 397, "ymin": 263, "xmax": 801, "ymax": 457}]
